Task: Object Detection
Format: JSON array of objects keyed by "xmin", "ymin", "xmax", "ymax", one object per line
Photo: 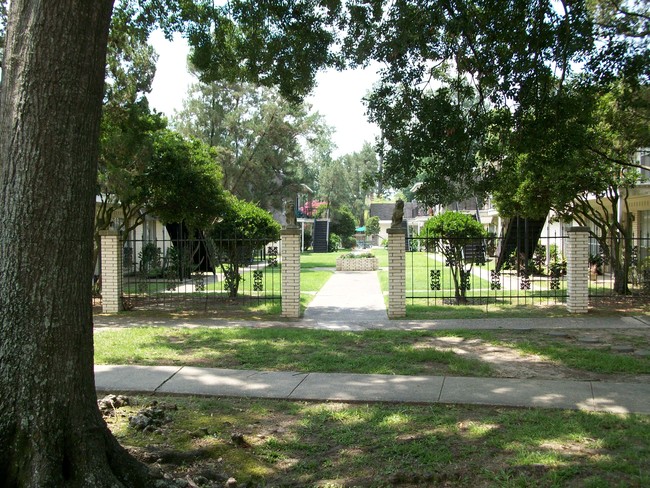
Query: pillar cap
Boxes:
[
  {"xmin": 281, "ymin": 227, "xmax": 301, "ymax": 236},
  {"xmin": 387, "ymin": 227, "xmax": 406, "ymax": 235},
  {"xmin": 99, "ymin": 229, "xmax": 119, "ymax": 236},
  {"xmin": 567, "ymin": 227, "xmax": 590, "ymax": 233}
]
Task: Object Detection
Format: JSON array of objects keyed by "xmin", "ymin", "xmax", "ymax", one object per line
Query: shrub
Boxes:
[
  {"xmin": 420, "ymin": 212, "xmax": 486, "ymax": 304},
  {"xmin": 340, "ymin": 252, "xmax": 375, "ymax": 259},
  {"xmin": 138, "ymin": 243, "xmax": 162, "ymax": 278},
  {"xmin": 208, "ymin": 194, "xmax": 281, "ymax": 297},
  {"xmin": 365, "ymin": 216, "xmax": 380, "ymax": 236},
  {"xmin": 328, "ymin": 233, "xmax": 342, "ymax": 252},
  {"xmin": 342, "ymin": 236, "xmax": 356, "ymax": 249}
]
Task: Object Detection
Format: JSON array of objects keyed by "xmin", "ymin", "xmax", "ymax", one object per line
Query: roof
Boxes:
[{"xmin": 369, "ymin": 202, "xmax": 419, "ymax": 221}]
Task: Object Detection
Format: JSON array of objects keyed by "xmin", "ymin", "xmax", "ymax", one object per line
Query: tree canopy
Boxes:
[
  {"xmin": 351, "ymin": 0, "xmax": 649, "ymax": 206},
  {"xmin": 174, "ymin": 80, "xmax": 327, "ymax": 212},
  {"xmin": 137, "ymin": 129, "xmax": 226, "ymax": 229}
]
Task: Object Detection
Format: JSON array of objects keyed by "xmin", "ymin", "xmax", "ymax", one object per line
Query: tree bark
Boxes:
[{"xmin": 0, "ymin": 1, "xmax": 147, "ymax": 486}]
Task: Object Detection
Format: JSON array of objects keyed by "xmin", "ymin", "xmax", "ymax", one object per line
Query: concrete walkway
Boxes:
[
  {"xmin": 303, "ymin": 270, "xmax": 387, "ymax": 322},
  {"xmin": 94, "ymin": 313, "xmax": 650, "ymax": 332},
  {"xmin": 95, "ymin": 364, "xmax": 650, "ymax": 415},
  {"xmin": 93, "ymin": 267, "xmax": 650, "ymax": 414}
]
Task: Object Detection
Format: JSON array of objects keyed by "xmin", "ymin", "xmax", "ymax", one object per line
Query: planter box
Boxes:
[{"xmin": 336, "ymin": 257, "xmax": 378, "ymax": 271}]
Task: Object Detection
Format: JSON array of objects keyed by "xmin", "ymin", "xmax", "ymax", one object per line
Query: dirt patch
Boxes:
[{"xmin": 415, "ymin": 327, "xmax": 650, "ymax": 382}]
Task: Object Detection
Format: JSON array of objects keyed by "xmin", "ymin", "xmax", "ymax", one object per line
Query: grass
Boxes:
[
  {"xmin": 94, "ymin": 327, "xmax": 650, "ymax": 376},
  {"xmin": 502, "ymin": 339, "xmax": 650, "ymax": 374},
  {"xmin": 300, "ymin": 251, "xmax": 346, "ymax": 268},
  {"xmin": 107, "ymin": 395, "xmax": 650, "ymax": 487},
  {"xmin": 94, "ymin": 327, "xmax": 494, "ymax": 377}
]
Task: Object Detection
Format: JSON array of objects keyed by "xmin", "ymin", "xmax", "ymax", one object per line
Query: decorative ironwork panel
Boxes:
[
  {"xmin": 550, "ymin": 267, "xmax": 561, "ymax": 290},
  {"xmin": 253, "ymin": 270, "xmax": 263, "ymax": 291},
  {"xmin": 267, "ymin": 246, "xmax": 278, "ymax": 267},
  {"xmin": 520, "ymin": 272, "xmax": 531, "ymax": 291},
  {"xmin": 490, "ymin": 270, "xmax": 501, "ymax": 290},
  {"xmin": 193, "ymin": 274, "xmax": 205, "ymax": 292},
  {"xmin": 460, "ymin": 269, "xmax": 471, "ymax": 291},
  {"xmin": 430, "ymin": 270, "xmax": 441, "ymax": 291}
]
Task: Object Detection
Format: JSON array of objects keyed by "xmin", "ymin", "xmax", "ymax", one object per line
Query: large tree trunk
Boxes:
[{"xmin": 0, "ymin": 2, "xmax": 147, "ymax": 486}]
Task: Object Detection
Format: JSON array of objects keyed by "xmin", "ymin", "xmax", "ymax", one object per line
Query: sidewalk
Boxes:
[
  {"xmin": 95, "ymin": 364, "xmax": 650, "ymax": 415},
  {"xmin": 94, "ymin": 313, "xmax": 650, "ymax": 332}
]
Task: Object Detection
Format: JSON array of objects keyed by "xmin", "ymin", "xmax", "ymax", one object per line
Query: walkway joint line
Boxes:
[
  {"xmin": 632, "ymin": 316, "xmax": 650, "ymax": 327},
  {"xmin": 437, "ymin": 376, "xmax": 446, "ymax": 403},
  {"xmin": 153, "ymin": 366, "xmax": 184, "ymax": 394},
  {"xmin": 287, "ymin": 373, "xmax": 310, "ymax": 399}
]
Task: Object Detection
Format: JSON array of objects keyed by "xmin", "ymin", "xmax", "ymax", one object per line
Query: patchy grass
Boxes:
[
  {"xmin": 94, "ymin": 328, "xmax": 494, "ymax": 377},
  {"xmin": 107, "ymin": 395, "xmax": 650, "ymax": 487},
  {"xmin": 495, "ymin": 338, "xmax": 650, "ymax": 375},
  {"xmin": 94, "ymin": 327, "xmax": 650, "ymax": 377}
]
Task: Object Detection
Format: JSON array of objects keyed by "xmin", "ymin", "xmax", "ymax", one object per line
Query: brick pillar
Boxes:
[
  {"xmin": 100, "ymin": 230, "xmax": 122, "ymax": 313},
  {"xmin": 281, "ymin": 228, "xmax": 301, "ymax": 318},
  {"xmin": 566, "ymin": 227, "xmax": 590, "ymax": 314},
  {"xmin": 387, "ymin": 227, "xmax": 406, "ymax": 318}
]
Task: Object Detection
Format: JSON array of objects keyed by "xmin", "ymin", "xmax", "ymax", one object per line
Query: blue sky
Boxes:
[{"xmin": 147, "ymin": 31, "xmax": 380, "ymax": 157}]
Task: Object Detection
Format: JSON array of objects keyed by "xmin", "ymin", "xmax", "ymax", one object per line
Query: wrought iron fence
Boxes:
[
  {"xmin": 405, "ymin": 233, "xmax": 568, "ymax": 308},
  {"xmin": 120, "ymin": 234, "xmax": 281, "ymax": 311},
  {"xmin": 588, "ymin": 234, "xmax": 650, "ymax": 302}
]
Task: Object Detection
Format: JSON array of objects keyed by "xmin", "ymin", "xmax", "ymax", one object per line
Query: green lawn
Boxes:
[{"xmin": 300, "ymin": 251, "xmax": 345, "ymax": 268}]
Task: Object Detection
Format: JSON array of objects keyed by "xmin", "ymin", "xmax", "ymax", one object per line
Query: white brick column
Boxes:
[
  {"xmin": 387, "ymin": 228, "xmax": 406, "ymax": 318},
  {"xmin": 281, "ymin": 228, "xmax": 301, "ymax": 318},
  {"xmin": 100, "ymin": 230, "xmax": 122, "ymax": 313},
  {"xmin": 567, "ymin": 227, "xmax": 590, "ymax": 314}
]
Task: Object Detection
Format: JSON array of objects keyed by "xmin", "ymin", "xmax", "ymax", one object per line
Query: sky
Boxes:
[{"xmin": 147, "ymin": 31, "xmax": 380, "ymax": 157}]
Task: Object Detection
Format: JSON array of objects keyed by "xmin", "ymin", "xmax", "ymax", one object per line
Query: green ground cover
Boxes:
[
  {"xmin": 94, "ymin": 327, "xmax": 650, "ymax": 376},
  {"xmin": 94, "ymin": 327, "xmax": 494, "ymax": 377},
  {"xmin": 108, "ymin": 395, "xmax": 650, "ymax": 487}
]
